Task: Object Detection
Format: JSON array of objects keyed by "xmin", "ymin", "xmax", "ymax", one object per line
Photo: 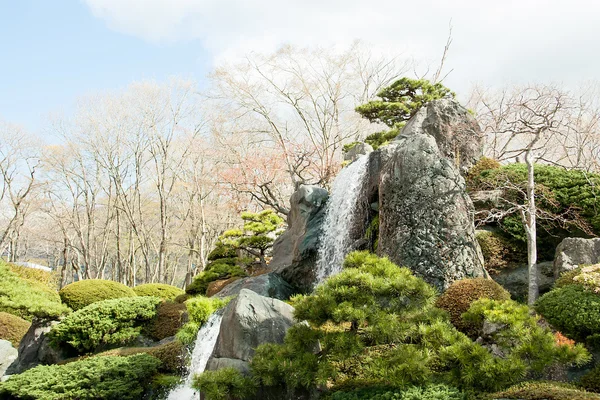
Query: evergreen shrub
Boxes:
[
  {"xmin": 0, "ymin": 311, "xmax": 31, "ymax": 347},
  {"xmin": 146, "ymin": 301, "xmax": 187, "ymax": 341},
  {"xmin": 489, "ymin": 381, "xmax": 600, "ymax": 400},
  {"xmin": 96, "ymin": 340, "xmax": 184, "ymax": 373},
  {"xmin": 59, "ymin": 279, "xmax": 136, "ymax": 310},
  {"xmin": 192, "ymin": 367, "xmax": 257, "ymax": 400},
  {"xmin": 133, "ymin": 283, "xmax": 184, "ymax": 301}
]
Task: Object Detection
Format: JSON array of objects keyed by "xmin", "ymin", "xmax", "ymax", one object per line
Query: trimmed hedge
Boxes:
[
  {"xmin": 146, "ymin": 301, "xmax": 187, "ymax": 341},
  {"xmin": 0, "ymin": 311, "xmax": 31, "ymax": 347},
  {"xmin": 59, "ymin": 279, "xmax": 137, "ymax": 311},
  {"xmin": 535, "ymin": 285, "xmax": 600, "ymax": 342},
  {"xmin": 489, "ymin": 381, "xmax": 600, "ymax": 400},
  {"xmin": 0, "ymin": 262, "xmax": 70, "ymax": 321},
  {"xmin": 133, "ymin": 283, "xmax": 184, "ymax": 301},
  {"xmin": 435, "ymin": 278, "xmax": 510, "ymax": 337},
  {"xmin": 49, "ymin": 296, "xmax": 162, "ymax": 354},
  {"xmin": 0, "ymin": 354, "xmax": 161, "ymax": 400},
  {"xmin": 96, "ymin": 340, "xmax": 185, "ymax": 373}
]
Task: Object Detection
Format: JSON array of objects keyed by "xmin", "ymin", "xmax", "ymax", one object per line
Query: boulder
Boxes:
[
  {"xmin": 213, "ymin": 273, "xmax": 294, "ymax": 300},
  {"xmin": 470, "ymin": 190, "xmax": 504, "ymax": 209},
  {"xmin": 344, "ymin": 142, "xmax": 373, "ymax": 163},
  {"xmin": 205, "ymin": 357, "xmax": 250, "ymax": 375},
  {"xmin": 0, "ymin": 340, "xmax": 17, "ymax": 377},
  {"xmin": 554, "ymin": 237, "xmax": 600, "ymax": 278},
  {"xmin": 6, "ymin": 318, "xmax": 67, "ymax": 374},
  {"xmin": 398, "ymin": 98, "xmax": 483, "ymax": 175},
  {"xmin": 491, "ymin": 261, "xmax": 555, "ymax": 300},
  {"xmin": 378, "ymin": 104, "xmax": 486, "ymax": 291},
  {"xmin": 273, "ymin": 185, "xmax": 328, "ymax": 292},
  {"xmin": 210, "ymin": 289, "xmax": 294, "ymax": 363}
]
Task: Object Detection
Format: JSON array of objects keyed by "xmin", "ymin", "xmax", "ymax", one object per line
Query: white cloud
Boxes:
[{"xmin": 83, "ymin": 0, "xmax": 600, "ymax": 93}]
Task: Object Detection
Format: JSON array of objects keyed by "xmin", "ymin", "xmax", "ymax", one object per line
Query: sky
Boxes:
[{"xmin": 1, "ymin": 0, "xmax": 600, "ymax": 136}]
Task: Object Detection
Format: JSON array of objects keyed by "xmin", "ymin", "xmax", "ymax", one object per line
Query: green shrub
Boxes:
[
  {"xmin": 466, "ymin": 157, "xmax": 501, "ymax": 191},
  {"xmin": 48, "ymin": 296, "xmax": 162, "ymax": 354},
  {"xmin": 476, "ymin": 231, "xmax": 526, "ymax": 274},
  {"xmin": 489, "ymin": 381, "xmax": 600, "ymax": 400},
  {"xmin": 186, "ymin": 261, "xmax": 247, "ymax": 296},
  {"xmin": 555, "ymin": 264, "xmax": 600, "ymax": 293},
  {"xmin": 207, "ymin": 242, "xmax": 238, "ymax": 261},
  {"xmin": 192, "ymin": 367, "xmax": 257, "ymax": 400},
  {"xmin": 364, "ymin": 129, "xmax": 401, "ymax": 149},
  {"xmin": 0, "ymin": 263, "xmax": 70, "ymax": 321},
  {"xmin": 151, "ymin": 374, "xmax": 182, "ymax": 399},
  {"xmin": 146, "ymin": 301, "xmax": 187, "ymax": 341},
  {"xmin": 554, "ymin": 266, "xmax": 586, "ymax": 289},
  {"xmin": 0, "ymin": 311, "xmax": 31, "ymax": 347},
  {"xmin": 0, "ymin": 354, "xmax": 161, "ymax": 400},
  {"xmin": 435, "ymin": 278, "xmax": 510, "ymax": 337},
  {"xmin": 581, "ymin": 365, "xmax": 600, "ymax": 393},
  {"xmin": 535, "ymin": 285, "xmax": 600, "ymax": 341},
  {"xmin": 7, "ymin": 263, "xmax": 59, "ymax": 290},
  {"xmin": 176, "ymin": 296, "xmax": 229, "ymax": 345},
  {"xmin": 133, "ymin": 283, "xmax": 184, "ymax": 301},
  {"xmin": 96, "ymin": 340, "xmax": 185, "ymax": 373},
  {"xmin": 327, "ymin": 384, "xmax": 465, "ymax": 400},
  {"xmin": 59, "ymin": 279, "xmax": 137, "ymax": 311}
]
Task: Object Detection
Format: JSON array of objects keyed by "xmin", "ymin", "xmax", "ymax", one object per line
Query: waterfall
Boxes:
[
  {"xmin": 167, "ymin": 312, "xmax": 224, "ymax": 400},
  {"xmin": 315, "ymin": 155, "xmax": 369, "ymax": 283}
]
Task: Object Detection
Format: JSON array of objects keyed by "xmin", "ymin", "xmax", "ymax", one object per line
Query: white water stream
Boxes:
[
  {"xmin": 315, "ymin": 155, "xmax": 370, "ymax": 283},
  {"xmin": 167, "ymin": 312, "xmax": 224, "ymax": 400}
]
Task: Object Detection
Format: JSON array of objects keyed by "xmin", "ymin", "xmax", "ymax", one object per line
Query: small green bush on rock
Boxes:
[
  {"xmin": 49, "ymin": 296, "xmax": 162, "ymax": 354},
  {"xmin": 435, "ymin": 278, "xmax": 510, "ymax": 337},
  {"xmin": 192, "ymin": 367, "xmax": 257, "ymax": 400},
  {"xmin": 0, "ymin": 262, "xmax": 70, "ymax": 320},
  {"xmin": 176, "ymin": 296, "xmax": 229, "ymax": 345},
  {"xmin": 133, "ymin": 283, "xmax": 184, "ymax": 301},
  {"xmin": 0, "ymin": 311, "xmax": 31, "ymax": 347},
  {"xmin": 489, "ymin": 381, "xmax": 600, "ymax": 400},
  {"xmin": 186, "ymin": 261, "xmax": 247, "ymax": 296},
  {"xmin": 59, "ymin": 279, "xmax": 137, "ymax": 311},
  {"xmin": 0, "ymin": 354, "xmax": 161, "ymax": 400},
  {"xmin": 535, "ymin": 285, "xmax": 600, "ymax": 342}
]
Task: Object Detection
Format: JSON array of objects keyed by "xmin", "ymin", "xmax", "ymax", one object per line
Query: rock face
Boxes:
[
  {"xmin": 378, "ymin": 100, "xmax": 486, "ymax": 291},
  {"xmin": 6, "ymin": 319, "xmax": 67, "ymax": 374},
  {"xmin": 213, "ymin": 273, "xmax": 294, "ymax": 300},
  {"xmin": 344, "ymin": 142, "xmax": 373, "ymax": 163},
  {"xmin": 206, "ymin": 289, "xmax": 295, "ymax": 376},
  {"xmin": 492, "ymin": 261, "xmax": 555, "ymax": 300},
  {"xmin": 0, "ymin": 340, "xmax": 17, "ymax": 377},
  {"xmin": 554, "ymin": 237, "xmax": 600, "ymax": 278},
  {"xmin": 272, "ymin": 185, "xmax": 328, "ymax": 292}
]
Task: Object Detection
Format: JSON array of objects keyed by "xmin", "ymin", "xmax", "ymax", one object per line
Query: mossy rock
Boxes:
[
  {"xmin": 206, "ymin": 276, "xmax": 242, "ymax": 297},
  {"xmin": 145, "ymin": 302, "xmax": 187, "ymax": 341},
  {"xmin": 489, "ymin": 381, "xmax": 600, "ymax": 399},
  {"xmin": 0, "ymin": 311, "xmax": 31, "ymax": 347},
  {"xmin": 59, "ymin": 279, "xmax": 137, "ymax": 310},
  {"xmin": 133, "ymin": 283, "xmax": 184, "ymax": 301},
  {"xmin": 435, "ymin": 277, "xmax": 510, "ymax": 337},
  {"xmin": 96, "ymin": 340, "xmax": 185, "ymax": 373}
]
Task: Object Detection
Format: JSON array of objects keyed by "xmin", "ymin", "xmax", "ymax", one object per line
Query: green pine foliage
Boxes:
[
  {"xmin": 176, "ymin": 296, "xmax": 230, "ymax": 345},
  {"xmin": 0, "ymin": 262, "xmax": 70, "ymax": 321},
  {"xmin": 535, "ymin": 285, "xmax": 600, "ymax": 343},
  {"xmin": 192, "ymin": 367, "xmax": 257, "ymax": 400},
  {"xmin": 133, "ymin": 283, "xmax": 184, "ymax": 301},
  {"xmin": 59, "ymin": 279, "xmax": 137, "ymax": 311},
  {"xmin": 0, "ymin": 354, "xmax": 161, "ymax": 400},
  {"xmin": 186, "ymin": 259, "xmax": 247, "ymax": 296},
  {"xmin": 48, "ymin": 296, "xmax": 162, "ymax": 354}
]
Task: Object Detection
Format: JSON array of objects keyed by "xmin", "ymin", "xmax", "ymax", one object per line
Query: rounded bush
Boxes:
[
  {"xmin": 490, "ymin": 381, "xmax": 600, "ymax": 400},
  {"xmin": 535, "ymin": 285, "xmax": 600, "ymax": 341},
  {"xmin": 7, "ymin": 263, "xmax": 58, "ymax": 289},
  {"xmin": 133, "ymin": 283, "xmax": 184, "ymax": 301},
  {"xmin": 146, "ymin": 301, "xmax": 187, "ymax": 341},
  {"xmin": 59, "ymin": 279, "xmax": 136, "ymax": 310},
  {"xmin": 435, "ymin": 277, "xmax": 510, "ymax": 336},
  {"xmin": 0, "ymin": 311, "xmax": 31, "ymax": 347}
]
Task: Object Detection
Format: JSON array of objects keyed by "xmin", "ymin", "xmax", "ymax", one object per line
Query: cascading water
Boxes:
[
  {"xmin": 167, "ymin": 311, "xmax": 224, "ymax": 400},
  {"xmin": 315, "ymin": 155, "xmax": 370, "ymax": 283}
]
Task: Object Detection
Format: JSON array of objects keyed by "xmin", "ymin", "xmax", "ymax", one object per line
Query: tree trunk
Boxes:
[{"xmin": 525, "ymin": 148, "xmax": 538, "ymax": 306}]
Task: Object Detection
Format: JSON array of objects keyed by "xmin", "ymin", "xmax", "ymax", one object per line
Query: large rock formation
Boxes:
[
  {"xmin": 7, "ymin": 319, "xmax": 67, "ymax": 374},
  {"xmin": 206, "ymin": 289, "xmax": 295, "ymax": 373},
  {"xmin": 213, "ymin": 273, "xmax": 294, "ymax": 300},
  {"xmin": 0, "ymin": 340, "xmax": 17, "ymax": 377},
  {"xmin": 554, "ymin": 237, "xmax": 600, "ymax": 278},
  {"xmin": 378, "ymin": 99, "xmax": 486, "ymax": 291},
  {"xmin": 272, "ymin": 185, "xmax": 328, "ymax": 292}
]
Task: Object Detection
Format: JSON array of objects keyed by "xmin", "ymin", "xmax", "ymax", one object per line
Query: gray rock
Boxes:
[
  {"xmin": 554, "ymin": 237, "xmax": 600, "ymax": 278},
  {"xmin": 378, "ymin": 128, "xmax": 486, "ymax": 291},
  {"xmin": 213, "ymin": 273, "xmax": 294, "ymax": 301},
  {"xmin": 492, "ymin": 261, "xmax": 555, "ymax": 300},
  {"xmin": 470, "ymin": 190, "xmax": 505, "ymax": 208},
  {"xmin": 344, "ymin": 142, "xmax": 373, "ymax": 162},
  {"xmin": 395, "ymin": 98, "xmax": 483, "ymax": 175},
  {"xmin": 0, "ymin": 340, "xmax": 17, "ymax": 377},
  {"xmin": 205, "ymin": 357, "xmax": 251, "ymax": 375},
  {"xmin": 211, "ymin": 289, "xmax": 295, "ymax": 362},
  {"xmin": 6, "ymin": 319, "xmax": 67, "ymax": 374},
  {"xmin": 273, "ymin": 185, "xmax": 329, "ymax": 292}
]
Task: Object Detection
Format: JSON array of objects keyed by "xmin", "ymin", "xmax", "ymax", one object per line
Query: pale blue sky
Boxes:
[
  {"xmin": 0, "ymin": 1, "xmax": 209, "ymax": 135},
  {"xmin": 2, "ymin": 0, "xmax": 600, "ymax": 137}
]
